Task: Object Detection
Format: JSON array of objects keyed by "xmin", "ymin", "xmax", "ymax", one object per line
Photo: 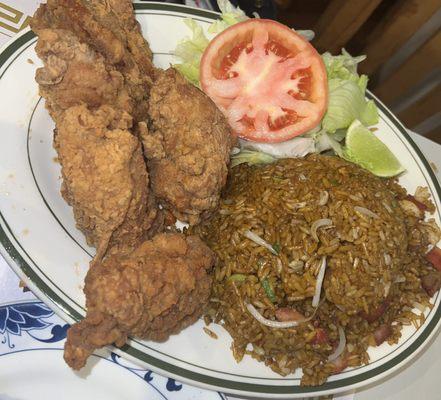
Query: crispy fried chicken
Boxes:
[
  {"xmin": 31, "ymin": 0, "xmax": 162, "ymax": 256},
  {"xmin": 31, "ymin": 0, "xmax": 154, "ymax": 123},
  {"xmin": 31, "ymin": 2, "xmax": 224, "ymax": 371},
  {"xmin": 64, "ymin": 233, "xmax": 215, "ymax": 370},
  {"xmin": 54, "ymin": 105, "xmax": 160, "ymax": 257},
  {"xmin": 141, "ymin": 68, "xmax": 233, "ymax": 225},
  {"xmin": 33, "ymin": 28, "xmax": 132, "ymax": 120}
]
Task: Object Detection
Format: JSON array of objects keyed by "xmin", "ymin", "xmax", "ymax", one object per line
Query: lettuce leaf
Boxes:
[
  {"xmin": 173, "ymin": 0, "xmax": 247, "ymax": 85},
  {"xmin": 322, "ymin": 49, "xmax": 378, "ymax": 132},
  {"xmin": 314, "ymin": 130, "xmax": 344, "ymax": 157},
  {"xmin": 322, "ymin": 49, "xmax": 366, "ymax": 82},
  {"xmin": 296, "ymin": 30, "xmax": 315, "ymax": 41},
  {"xmin": 239, "ymin": 136, "xmax": 316, "ymax": 158},
  {"xmin": 174, "ymin": 19, "xmax": 210, "ymax": 86},
  {"xmin": 322, "ymin": 79, "xmax": 378, "ymax": 132},
  {"xmin": 208, "ymin": 0, "xmax": 248, "ymax": 34},
  {"xmin": 231, "ymin": 149, "xmax": 275, "ymax": 167},
  {"xmin": 172, "ymin": 6, "xmax": 380, "ymax": 168}
]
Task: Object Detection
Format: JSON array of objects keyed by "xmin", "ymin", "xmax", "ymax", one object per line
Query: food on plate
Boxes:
[
  {"xmin": 31, "ymin": 0, "xmax": 163, "ymax": 258},
  {"xmin": 173, "ymin": 0, "xmax": 248, "ymax": 87},
  {"xmin": 54, "ymin": 104, "xmax": 161, "ymax": 256},
  {"xmin": 27, "ymin": 0, "xmax": 440, "ymax": 386},
  {"xmin": 342, "ymin": 120, "xmax": 405, "ymax": 177},
  {"xmin": 141, "ymin": 68, "xmax": 233, "ymax": 225},
  {"xmin": 31, "ymin": 0, "xmax": 227, "ymax": 372},
  {"xmin": 426, "ymin": 245, "xmax": 441, "ymax": 272},
  {"xmin": 174, "ymin": 3, "xmax": 392, "ymax": 176},
  {"xmin": 192, "ymin": 154, "xmax": 440, "ymax": 385},
  {"xmin": 319, "ymin": 50, "xmax": 378, "ymax": 135},
  {"xmin": 200, "ymin": 19, "xmax": 328, "ymax": 143},
  {"xmin": 64, "ymin": 233, "xmax": 215, "ymax": 370},
  {"xmin": 31, "ymin": 0, "xmax": 154, "ymax": 124},
  {"xmin": 31, "ymin": 28, "xmax": 131, "ymax": 120}
]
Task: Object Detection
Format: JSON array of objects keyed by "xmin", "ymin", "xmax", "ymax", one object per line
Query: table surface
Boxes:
[{"xmin": 1, "ymin": 2, "xmax": 440, "ymax": 399}]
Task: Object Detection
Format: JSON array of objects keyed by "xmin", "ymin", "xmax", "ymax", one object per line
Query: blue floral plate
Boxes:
[{"xmin": 0, "ymin": 299, "xmax": 226, "ymax": 400}]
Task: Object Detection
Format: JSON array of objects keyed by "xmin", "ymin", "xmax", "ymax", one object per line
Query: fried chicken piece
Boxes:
[
  {"xmin": 33, "ymin": 28, "xmax": 132, "ymax": 120},
  {"xmin": 141, "ymin": 68, "xmax": 234, "ymax": 225},
  {"xmin": 55, "ymin": 104, "xmax": 160, "ymax": 257},
  {"xmin": 31, "ymin": 1, "xmax": 163, "ymax": 256},
  {"xmin": 74, "ymin": 0, "xmax": 154, "ymax": 76},
  {"xmin": 31, "ymin": 0, "xmax": 153, "ymax": 122},
  {"xmin": 64, "ymin": 233, "xmax": 215, "ymax": 370}
]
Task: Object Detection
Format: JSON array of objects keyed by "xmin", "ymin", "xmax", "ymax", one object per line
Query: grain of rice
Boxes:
[{"xmin": 203, "ymin": 327, "xmax": 218, "ymax": 339}]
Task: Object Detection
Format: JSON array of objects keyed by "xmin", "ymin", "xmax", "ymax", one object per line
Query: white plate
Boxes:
[
  {"xmin": 0, "ymin": 299, "xmax": 225, "ymax": 400},
  {"xmin": 0, "ymin": 350, "xmax": 166, "ymax": 400},
  {"xmin": 0, "ymin": 2, "xmax": 440, "ymax": 398}
]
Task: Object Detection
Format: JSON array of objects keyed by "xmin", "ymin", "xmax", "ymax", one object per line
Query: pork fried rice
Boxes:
[{"xmin": 192, "ymin": 154, "xmax": 441, "ymax": 386}]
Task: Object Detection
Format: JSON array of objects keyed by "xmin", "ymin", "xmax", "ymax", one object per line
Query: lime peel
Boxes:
[{"xmin": 343, "ymin": 120, "xmax": 405, "ymax": 178}]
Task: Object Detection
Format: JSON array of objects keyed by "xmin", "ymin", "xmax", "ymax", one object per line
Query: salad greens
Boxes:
[
  {"xmin": 321, "ymin": 49, "xmax": 378, "ymax": 133},
  {"xmin": 173, "ymin": 0, "xmax": 389, "ymax": 174},
  {"xmin": 230, "ymin": 149, "xmax": 276, "ymax": 167},
  {"xmin": 261, "ymin": 278, "xmax": 276, "ymax": 302},
  {"xmin": 174, "ymin": 19, "xmax": 210, "ymax": 86},
  {"xmin": 207, "ymin": 0, "xmax": 248, "ymax": 34},
  {"xmin": 173, "ymin": 0, "xmax": 246, "ymax": 86}
]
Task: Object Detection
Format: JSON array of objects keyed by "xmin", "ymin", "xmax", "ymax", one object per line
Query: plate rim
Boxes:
[{"xmin": 0, "ymin": 2, "xmax": 440, "ymax": 398}]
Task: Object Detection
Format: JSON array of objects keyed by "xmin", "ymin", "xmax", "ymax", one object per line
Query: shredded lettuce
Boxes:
[
  {"xmin": 322, "ymin": 49, "xmax": 366, "ymax": 83},
  {"xmin": 173, "ymin": 0, "xmax": 246, "ymax": 85},
  {"xmin": 323, "ymin": 79, "xmax": 378, "ymax": 132},
  {"xmin": 208, "ymin": 0, "xmax": 248, "ymax": 34},
  {"xmin": 174, "ymin": 19, "xmax": 210, "ymax": 86},
  {"xmin": 314, "ymin": 130, "xmax": 344, "ymax": 157},
  {"xmin": 239, "ymin": 136, "xmax": 316, "ymax": 159},
  {"xmin": 322, "ymin": 49, "xmax": 378, "ymax": 133},
  {"xmin": 231, "ymin": 149, "xmax": 276, "ymax": 167},
  {"xmin": 297, "ymin": 30, "xmax": 315, "ymax": 42}
]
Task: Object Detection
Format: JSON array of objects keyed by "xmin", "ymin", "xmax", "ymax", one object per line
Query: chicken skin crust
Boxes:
[
  {"xmin": 31, "ymin": 2, "xmax": 224, "ymax": 371},
  {"xmin": 33, "ymin": 28, "xmax": 133, "ymax": 122},
  {"xmin": 141, "ymin": 68, "xmax": 234, "ymax": 225},
  {"xmin": 31, "ymin": 0, "xmax": 162, "ymax": 257},
  {"xmin": 64, "ymin": 233, "xmax": 215, "ymax": 370},
  {"xmin": 31, "ymin": 0, "xmax": 154, "ymax": 123},
  {"xmin": 54, "ymin": 105, "xmax": 160, "ymax": 257}
]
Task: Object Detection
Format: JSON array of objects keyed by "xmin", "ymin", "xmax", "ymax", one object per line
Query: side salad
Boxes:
[{"xmin": 174, "ymin": 0, "xmax": 404, "ymax": 177}]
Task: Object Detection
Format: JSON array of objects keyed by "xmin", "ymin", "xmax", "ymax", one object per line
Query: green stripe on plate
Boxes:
[
  {"xmin": 0, "ymin": 30, "xmax": 35, "ymax": 79},
  {"xmin": 136, "ymin": 1, "xmax": 219, "ymax": 18}
]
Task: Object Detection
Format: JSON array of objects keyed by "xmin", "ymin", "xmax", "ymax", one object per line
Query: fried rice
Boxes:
[{"xmin": 191, "ymin": 154, "xmax": 441, "ymax": 386}]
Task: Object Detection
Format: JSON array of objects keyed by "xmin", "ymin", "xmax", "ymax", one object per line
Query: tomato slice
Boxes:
[{"xmin": 200, "ymin": 19, "xmax": 328, "ymax": 143}]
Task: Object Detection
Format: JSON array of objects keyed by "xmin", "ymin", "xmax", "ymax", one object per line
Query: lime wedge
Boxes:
[{"xmin": 344, "ymin": 120, "xmax": 405, "ymax": 177}]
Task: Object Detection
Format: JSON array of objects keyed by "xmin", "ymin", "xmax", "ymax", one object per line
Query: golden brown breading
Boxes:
[
  {"xmin": 77, "ymin": 0, "xmax": 154, "ymax": 76},
  {"xmin": 31, "ymin": 0, "xmax": 162, "ymax": 258},
  {"xmin": 33, "ymin": 28, "xmax": 132, "ymax": 120},
  {"xmin": 54, "ymin": 104, "xmax": 160, "ymax": 257},
  {"xmin": 31, "ymin": 0, "xmax": 153, "ymax": 122},
  {"xmin": 64, "ymin": 233, "xmax": 215, "ymax": 370},
  {"xmin": 31, "ymin": 3, "xmax": 221, "ymax": 372},
  {"xmin": 142, "ymin": 68, "xmax": 234, "ymax": 225}
]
